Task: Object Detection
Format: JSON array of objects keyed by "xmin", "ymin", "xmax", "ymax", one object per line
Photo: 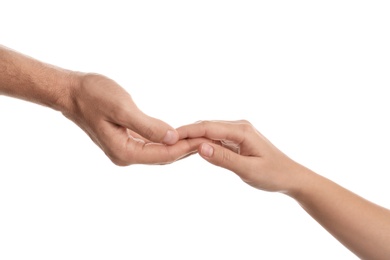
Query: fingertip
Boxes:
[
  {"xmin": 200, "ymin": 143, "xmax": 214, "ymax": 158},
  {"xmin": 162, "ymin": 129, "xmax": 179, "ymax": 145}
]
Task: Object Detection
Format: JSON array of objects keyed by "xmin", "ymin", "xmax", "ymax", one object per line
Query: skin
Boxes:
[
  {"xmin": 2, "ymin": 44, "xmax": 389, "ymax": 258},
  {"xmin": 177, "ymin": 120, "xmax": 390, "ymax": 260},
  {"xmin": 0, "ymin": 45, "xmax": 206, "ymax": 165}
]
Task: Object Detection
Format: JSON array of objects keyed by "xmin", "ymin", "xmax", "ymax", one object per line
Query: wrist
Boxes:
[
  {"xmin": 280, "ymin": 161, "xmax": 316, "ymax": 199},
  {"xmin": 57, "ymin": 71, "xmax": 84, "ymax": 115}
]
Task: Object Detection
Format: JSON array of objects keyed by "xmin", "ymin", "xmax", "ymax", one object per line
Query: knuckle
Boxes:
[
  {"xmin": 200, "ymin": 120, "xmax": 212, "ymax": 131},
  {"xmin": 238, "ymin": 119, "xmax": 251, "ymax": 125},
  {"xmin": 110, "ymin": 157, "xmax": 130, "ymax": 167},
  {"xmin": 141, "ymin": 125, "xmax": 157, "ymax": 141},
  {"xmin": 216, "ymin": 148, "xmax": 232, "ymax": 166},
  {"xmin": 240, "ymin": 121, "xmax": 254, "ymax": 133},
  {"xmin": 115, "ymin": 107, "xmax": 130, "ymax": 125},
  {"xmin": 198, "ymin": 120, "xmax": 208, "ymax": 127},
  {"xmin": 162, "ymin": 148, "xmax": 177, "ymax": 165},
  {"xmin": 106, "ymin": 152, "xmax": 125, "ymax": 166},
  {"xmin": 105, "ymin": 146, "xmax": 133, "ymax": 167}
]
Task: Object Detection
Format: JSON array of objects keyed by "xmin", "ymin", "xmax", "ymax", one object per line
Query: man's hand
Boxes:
[
  {"xmin": 0, "ymin": 45, "xmax": 204, "ymax": 165},
  {"xmin": 63, "ymin": 73, "xmax": 204, "ymax": 166}
]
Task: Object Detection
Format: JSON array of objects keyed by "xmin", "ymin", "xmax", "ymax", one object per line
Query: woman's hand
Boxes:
[{"xmin": 177, "ymin": 120, "xmax": 302, "ymax": 192}]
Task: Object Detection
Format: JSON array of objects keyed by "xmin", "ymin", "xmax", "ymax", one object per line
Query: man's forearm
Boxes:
[{"xmin": 0, "ymin": 45, "xmax": 77, "ymax": 112}]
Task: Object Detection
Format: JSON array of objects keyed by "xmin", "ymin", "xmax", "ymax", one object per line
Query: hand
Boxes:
[
  {"xmin": 63, "ymin": 73, "xmax": 204, "ymax": 166},
  {"xmin": 177, "ymin": 120, "xmax": 302, "ymax": 192},
  {"xmin": 177, "ymin": 121, "xmax": 390, "ymax": 260}
]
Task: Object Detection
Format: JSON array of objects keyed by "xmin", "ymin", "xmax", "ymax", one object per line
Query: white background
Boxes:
[{"xmin": 1, "ymin": 1, "xmax": 389, "ymax": 259}]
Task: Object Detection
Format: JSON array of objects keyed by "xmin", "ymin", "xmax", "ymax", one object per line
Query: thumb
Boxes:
[
  {"xmin": 123, "ymin": 109, "xmax": 179, "ymax": 145},
  {"xmin": 198, "ymin": 143, "xmax": 247, "ymax": 175}
]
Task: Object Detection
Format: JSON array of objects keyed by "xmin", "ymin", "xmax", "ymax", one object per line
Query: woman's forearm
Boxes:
[
  {"xmin": 288, "ymin": 166, "xmax": 390, "ymax": 260},
  {"xmin": 0, "ymin": 45, "xmax": 76, "ymax": 112}
]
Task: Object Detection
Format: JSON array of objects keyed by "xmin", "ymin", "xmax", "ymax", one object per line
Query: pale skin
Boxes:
[
  {"xmin": 2, "ymin": 45, "xmax": 389, "ymax": 258},
  {"xmin": 0, "ymin": 45, "xmax": 206, "ymax": 165},
  {"xmin": 177, "ymin": 120, "xmax": 390, "ymax": 260}
]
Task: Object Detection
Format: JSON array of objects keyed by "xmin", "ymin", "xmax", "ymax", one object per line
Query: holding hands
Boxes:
[{"xmin": 2, "ymin": 45, "xmax": 390, "ymax": 260}]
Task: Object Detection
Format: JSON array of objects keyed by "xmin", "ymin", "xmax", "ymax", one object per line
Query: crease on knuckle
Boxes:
[
  {"xmin": 217, "ymin": 148, "xmax": 232, "ymax": 166},
  {"xmin": 241, "ymin": 121, "xmax": 254, "ymax": 135},
  {"xmin": 140, "ymin": 124, "xmax": 157, "ymax": 141},
  {"xmin": 115, "ymin": 107, "xmax": 129, "ymax": 125}
]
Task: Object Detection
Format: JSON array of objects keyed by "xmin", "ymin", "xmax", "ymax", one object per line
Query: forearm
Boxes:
[
  {"xmin": 287, "ymin": 166, "xmax": 390, "ymax": 260},
  {"xmin": 0, "ymin": 45, "xmax": 78, "ymax": 112}
]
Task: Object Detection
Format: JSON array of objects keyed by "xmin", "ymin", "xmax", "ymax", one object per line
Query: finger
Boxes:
[
  {"xmin": 198, "ymin": 142, "xmax": 251, "ymax": 176},
  {"xmin": 126, "ymin": 128, "xmax": 150, "ymax": 143},
  {"xmin": 117, "ymin": 107, "xmax": 179, "ymax": 145},
  {"xmin": 127, "ymin": 137, "xmax": 211, "ymax": 165},
  {"xmin": 98, "ymin": 119, "xmax": 211, "ymax": 165},
  {"xmin": 177, "ymin": 120, "xmax": 252, "ymax": 144}
]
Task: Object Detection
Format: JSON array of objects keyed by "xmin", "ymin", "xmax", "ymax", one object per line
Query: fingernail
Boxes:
[
  {"xmin": 201, "ymin": 143, "xmax": 214, "ymax": 157},
  {"xmin": 163, "ymin": 130, "xmax": 178, "ymax": 145}
]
